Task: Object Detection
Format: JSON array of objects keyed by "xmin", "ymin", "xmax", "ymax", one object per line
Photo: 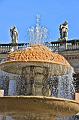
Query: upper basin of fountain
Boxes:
[
  {"xmin": 7, "ymin": 45, "xmax": 69, "ymax": 66},
  {"xmin": 0, "ymin": 45, "xmax": 73, "ymax": 75}
]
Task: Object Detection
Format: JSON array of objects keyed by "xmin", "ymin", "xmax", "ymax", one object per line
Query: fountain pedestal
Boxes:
[{"xmin": 17, "ymin": 66, "xmax": 51, "ymax": 96}]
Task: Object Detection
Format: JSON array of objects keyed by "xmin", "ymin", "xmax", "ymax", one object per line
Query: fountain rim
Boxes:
[
  {"xmin": 0, "ymin": 60, "xmax": 71, "ymax": 67},
  {"xmin": 0, "ymin": 60, "xmax": 73, "ymax": 75},
  {"xmin": 0, "ymin": 44, "xmax": 73, "ymax": 75},
  {"xmin": 0, "ymin": 96, "xmax": 79, "ymax": 104},
  {"xmin": 0, "ymin": 96, "xmax": 79, "ymax": 117}
]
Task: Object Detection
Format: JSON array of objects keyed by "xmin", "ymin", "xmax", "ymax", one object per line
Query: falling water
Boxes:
[
  {"xmin": 0, "ymin": 68, "xmax": 78, "ymax": 119},
  {"xmin": 57, "ymin": 73, "xmax": 75, "ymax": 99},
  {"xmin": 49, "ymin": 70, "xmax": 76, "ymax": 120},
  {"xmin": 49, "ymin": 73, "xmax": 75, "ymax": 100}
]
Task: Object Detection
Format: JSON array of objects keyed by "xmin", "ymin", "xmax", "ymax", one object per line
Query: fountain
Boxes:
[
  {"xmin": 0, "ymin": 44, "xmax": 79, "ymax": 120},
  {"xmin": 0, "ymin": 16, "xmax": 79, "ymax": 120}
]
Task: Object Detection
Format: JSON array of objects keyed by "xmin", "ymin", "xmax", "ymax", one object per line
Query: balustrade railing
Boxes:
[{"xmin": 0, "ymin": 40, "xmax": 79, "ymax": 53}]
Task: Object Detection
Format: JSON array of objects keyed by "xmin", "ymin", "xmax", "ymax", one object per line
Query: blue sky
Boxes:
[{"xmin": 0, "ymin": 0, "xmax": 79, "ymax": 43}]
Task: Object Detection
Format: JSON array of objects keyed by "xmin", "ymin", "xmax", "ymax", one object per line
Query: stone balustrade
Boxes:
[
  {"xmin": 0, "ymin": 40, "xmax": 79, "ymax": 54},
  {"xmin": 0, "ymin": 43, "xmax": 29, "ymax": 53}
]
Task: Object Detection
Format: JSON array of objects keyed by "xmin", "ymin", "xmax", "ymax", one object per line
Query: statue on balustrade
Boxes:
[
  {"xmin": 59, "ymin": 21, "xmax": 68, "ymax": 41},
  {"xmin": 10, "ymin": 26, "xmax": 18, "ymax": 44}
]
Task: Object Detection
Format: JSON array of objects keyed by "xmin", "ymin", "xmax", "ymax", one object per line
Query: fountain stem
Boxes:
[{"xmin": 16, "ymin": 66, "xmax": 51, "ymax": 96}]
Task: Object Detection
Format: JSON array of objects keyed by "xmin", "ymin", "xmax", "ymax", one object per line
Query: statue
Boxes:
[
  {"xmin": 10, "ymin": 26, "xmax": 18, "ymax": 44},
  {"xmin": 59, "ymin": 21, "xmax": 68, "ymax": 41}
]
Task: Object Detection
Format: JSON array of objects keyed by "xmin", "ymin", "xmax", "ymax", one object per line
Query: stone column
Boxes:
[
  {"xmin": 16, "ymin": 65, "xmax": 51, "ymax": 96},
  {"xmin": 0, "ymin": 90, "xmax": 4, "ymax": 96},
  {"xmin": 33, "ymin": 66, "xmax": 51, "ymax": 96},
  {"xmin": 17, "ymin": 66, "xmax": 34, "ymax": 95},
  {"xmin": 8, "ymin": 75, "xmax": 16, "ymax": 96},
  {"xmin": 75, "ymin": 92, "xmax": 79, "ymax": 102}
]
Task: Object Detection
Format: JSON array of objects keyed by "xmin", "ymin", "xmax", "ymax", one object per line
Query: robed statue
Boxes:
[
  {"xmin": 59, "ymin": 21, "xmax": 68, "ymax": 41},
  {"xmin": 10, "ymin": 26, "xmax": 18, "ymax": 44}
]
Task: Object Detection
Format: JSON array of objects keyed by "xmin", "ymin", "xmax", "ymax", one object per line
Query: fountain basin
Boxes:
[
  {"xmin": 0, "ymin": 61, "xmax": 72, "ymax": 76},
  {"xmin": 0, "ymin": 45, "xmax": 73, "ymax": 76},
  {"xmin": 0, "ymin": 45, "xmax": 77, "ymax": 120},
  {"xmin": 0, "ymin": 96, "xmax": 79, "ymax": 117}
]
